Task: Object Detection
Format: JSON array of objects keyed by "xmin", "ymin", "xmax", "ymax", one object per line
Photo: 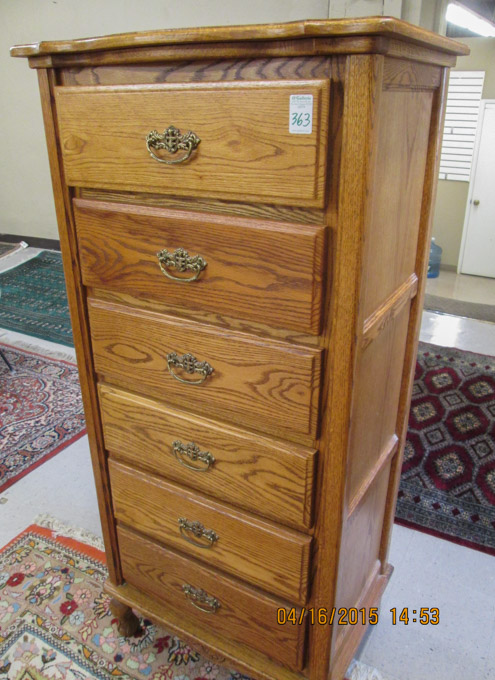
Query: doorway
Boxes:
[{"xmin": 458, "ymin": 100, "xmax": 495, "ymax": 278}]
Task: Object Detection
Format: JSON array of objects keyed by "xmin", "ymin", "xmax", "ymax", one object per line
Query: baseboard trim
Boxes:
[{"xmin": 0, "ymin": 233, "xmax": 60, "ymax": 251}]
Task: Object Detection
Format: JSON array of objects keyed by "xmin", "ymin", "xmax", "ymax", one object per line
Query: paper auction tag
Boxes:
[{"xmin": 289, "ymin": 94, "xmax": 313, "ymax": 134}]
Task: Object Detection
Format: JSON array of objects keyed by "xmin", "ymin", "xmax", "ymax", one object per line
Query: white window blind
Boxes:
[{"xmin": 439, "ymin": 71, "xmax": 485, "ymax": 182}]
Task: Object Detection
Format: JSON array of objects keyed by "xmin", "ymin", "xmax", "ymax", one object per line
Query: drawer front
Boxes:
[
  {"xmin": 110, "ymin": 460, "xmax": 311, "ymax": 603},
  {"xmin": 74, "ymin": 199, "xmax": 325, "ymax": 334},
  {"xmin": 55, "ymin": 81, "xmax": 329, "ymax": 207},
  {"xmin": 99, "ymin": 385, "xmax": 317, "ymax": 530},
  {"xmin": 117, "ymin": 526, "xmax": 306, "ymax": 670},
  {"xmin": 88, "ymin": 299, "xmax": 322, "ymax": 441}
]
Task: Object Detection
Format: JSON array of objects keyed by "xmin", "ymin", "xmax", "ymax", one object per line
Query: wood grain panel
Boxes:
[
  {"xmin": 91, "ymin": 286, "xmax": 321, "ymax": 348},
  {"xmin": 55, "ymin": 81, "xmax": 329, "ymax": 207},
  {"xmin": 362, "ymin": 273, "xmax": 417, "ymax": 350},
  {"xmin": 383, "ymin": 38, "xmax": 458, "ymax": 67},
  {"xmin": 109, "ymin": 460, "xmax": 311, "ymax": 604},
  {"xmin": 379, "ymin": 71, "xmax": 450, "ymax": 574},
  {"xmin": 61, "ymin": 56, "xmax": 330, "ymax": 86},
  {"xmin": 382, "ymin": 58, "xmax": 441, "ymax": 90},
  {"xmin": 361, "ymin": 87, "xmax": 433, "ymax": 318},
  {"xmin": 347, "ymin": 301, "xmax": 410, "ymax": 515},
  {"xmin": 79, "ymin": 188, "xmax": 325, "ymax": 226},
  {"xmin": 118, "ymin": 526, "xmax": 307, "ymax": 670},
  {"xmin": 329, "ymin": 564, "xmax": 392, "ymax": 680},
  {"xmin": 99, "ymin": 384, "xmax": 317, "ymax": 530},
  {"xmin": 348, "ymin": 435, "xmax": 398, "ymax": 517},
  {"xmin": 88, "ymin": 298, "xmax": 322, "ymax": 442},
  {"xmin": 74, "ymin": 198, "xmax": 326, "ymax": 334},
  {"xmin": 333, "ymin": 463, "xmax": 390, "ymax": 647}
]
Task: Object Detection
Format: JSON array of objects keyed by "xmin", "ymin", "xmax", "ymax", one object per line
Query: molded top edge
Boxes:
[{"xmin": 10, "ymin": 16, "xmax": 469, "ymax": 58}]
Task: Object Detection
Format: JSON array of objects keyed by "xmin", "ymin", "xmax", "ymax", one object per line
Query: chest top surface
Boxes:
[{"xmin": 11, "ymin": 16, "xmax": 468, "ymax": 60}]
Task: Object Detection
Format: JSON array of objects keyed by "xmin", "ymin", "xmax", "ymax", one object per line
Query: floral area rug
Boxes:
[
  {"xmin": 0, "ymin": 344, "xmax": 86, "ymax": 493},
  {"xmin": 0, "ymin": 251, "xmax": 73, "ymax": 347},
  {"xmin": 0, "ymin": 524, "xmax": 254, "ymax": 680},
  {"xmin": 397, "ymin": 342, "xmax": 495, "ymax": 555}
]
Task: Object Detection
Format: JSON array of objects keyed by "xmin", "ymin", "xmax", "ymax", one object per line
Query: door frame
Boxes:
[{"xmin": 458, "ymin": 99, "xmax": 495, "ymax": 274}]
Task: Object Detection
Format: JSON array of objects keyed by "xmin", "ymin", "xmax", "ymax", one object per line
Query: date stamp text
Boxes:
[{"xmin": 277, "ymin": 607, "xmax": 440, "ymax": 626}]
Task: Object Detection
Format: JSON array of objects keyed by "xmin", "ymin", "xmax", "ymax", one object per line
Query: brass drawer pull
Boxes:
[
  {"xmin": 166, "ymin": 352, "xmax": 214, "ymax": 386},
  {"xmin": 173, "ymin": 440, "xmax": 215, "ymax": 472},
  {"xmin": 182, "ymin": 584, "xmax": 220, "ymax": 614},
  {"xmin": 146, "ymin": 125, "xmax": 200, "ymax": 165},
  {"xmin": 156, "ymin": 247, "xmax": 207, "ymax": 283},
  {"xmin": 178, "ymin": 518, "xmax": 218, "ymax": 548}
]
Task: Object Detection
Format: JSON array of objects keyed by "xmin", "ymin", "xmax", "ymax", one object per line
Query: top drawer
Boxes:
[{"xmin": 54, "ymin": 81, "xmax": 329, "ymax": 207}]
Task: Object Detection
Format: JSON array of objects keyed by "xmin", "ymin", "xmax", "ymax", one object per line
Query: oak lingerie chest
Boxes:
[{"xmin": 11, "ymin": 18, "xmax": 467, "ymax": 680}]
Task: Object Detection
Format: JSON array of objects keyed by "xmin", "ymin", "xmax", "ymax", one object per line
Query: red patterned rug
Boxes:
[
  {"xmin": 0, "ymin": 343, "xmax": 86, "ymax": 492},
  {"xmin": 396, "ymin": 341, "xmax": 495, "ymax": 555}
]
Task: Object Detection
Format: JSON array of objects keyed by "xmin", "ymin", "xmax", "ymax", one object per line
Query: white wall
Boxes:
[
  {"xmin": 2, "ymin": 0, "xmax": 334, "ymax": 240},
  {"xmin": 432, "ymin": 37, "xmax": 495, "ymax": 267},
  {"xmin": 2, "ymin": 0, "xmax": 437, "ymax": 240}
]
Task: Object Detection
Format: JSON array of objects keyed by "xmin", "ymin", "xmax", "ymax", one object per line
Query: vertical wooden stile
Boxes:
[
  {"xmin": 36, "ymin": 68, "xmax": 122, "ymax": 584},
  {"xmin": 308, "ymin": 53, "xmax": 384, "ymax": 680}
]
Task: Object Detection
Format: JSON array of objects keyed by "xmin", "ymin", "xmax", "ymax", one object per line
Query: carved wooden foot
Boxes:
[{"xmin": 110, "ymin": 597, "xmax": 140, "ymax": 637}]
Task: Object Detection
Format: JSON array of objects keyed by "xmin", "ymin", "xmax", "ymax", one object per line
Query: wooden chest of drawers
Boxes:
[{"xmin": 12, "ymin": 18, "xmax": 467, "ymax": 680}]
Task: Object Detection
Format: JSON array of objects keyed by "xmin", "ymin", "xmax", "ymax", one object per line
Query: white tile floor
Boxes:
[
  {"xmin": 0, "ymin": 244, "xmax": 43, "ymax": 273},
  {"xmin": 357, "ymin": 310, "xmax": 495, "ymax": 680},
  {"xmin": 420, "ymin": 309, "xmax": 495, "ymax": 356},
  {"xmin": 426, "ymin": 270, "xmax": 495, "ymax": 306},
  {"xmin": 0, "ymin": 309, "xmax": 494, "ymax": 679}
]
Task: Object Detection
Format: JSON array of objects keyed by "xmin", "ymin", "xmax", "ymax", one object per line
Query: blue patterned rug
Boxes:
[{"xmin": 0, "ymin": 251, "xmax": 73, "ymax": 346}]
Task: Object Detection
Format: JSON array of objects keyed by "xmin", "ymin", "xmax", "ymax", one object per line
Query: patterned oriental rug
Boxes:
[
  {"xmin": 0, "ymin": 523, "xmax": 281, "ymax": 680},
  {"xmin": 0, "ymin": 522, "xmax": 366, "ymax": 680},
  {"xmin": 396, "ymin": 342, "xmax": 495, "ymax": 556},
  {"xmin": 0, "ymin": 251, "xmax": 73, "ymax": 347},
  {"xmin": 0, "ymin": 344, "xmax": 86, "ymax": 493}
]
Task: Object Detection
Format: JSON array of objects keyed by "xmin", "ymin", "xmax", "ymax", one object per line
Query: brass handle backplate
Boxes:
[
  {"xmin": 173, "ymin": 440, "xmax": 215, "ymax": 472},
  {"xmin": 182, "ymin": 584, "xmax": 220, "ymax": 614},
  {"xmin": 146, "ymin": 125, "xmax": 200, "ymax": 165},
  {"xmin": 178, "ymin": 518, "xmax": 218, "ymax": 548},
  {"xmin": 157, "ymin": 247, "xmax": 207, "ymax": 283},
  {"xmin": 166, "ymin": 352, "xmax": 214, "ymax": 385}
]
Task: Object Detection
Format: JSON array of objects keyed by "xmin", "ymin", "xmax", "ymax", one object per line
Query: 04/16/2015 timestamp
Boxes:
[{"xmin": 277, "ymin": 607, "xmax": 440, "ymax": 625}]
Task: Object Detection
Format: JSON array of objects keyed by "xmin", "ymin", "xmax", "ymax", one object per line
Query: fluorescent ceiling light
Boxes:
[{"xmin": 446, "ymin": 2, "xmax": 495, "ymax": 37}]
